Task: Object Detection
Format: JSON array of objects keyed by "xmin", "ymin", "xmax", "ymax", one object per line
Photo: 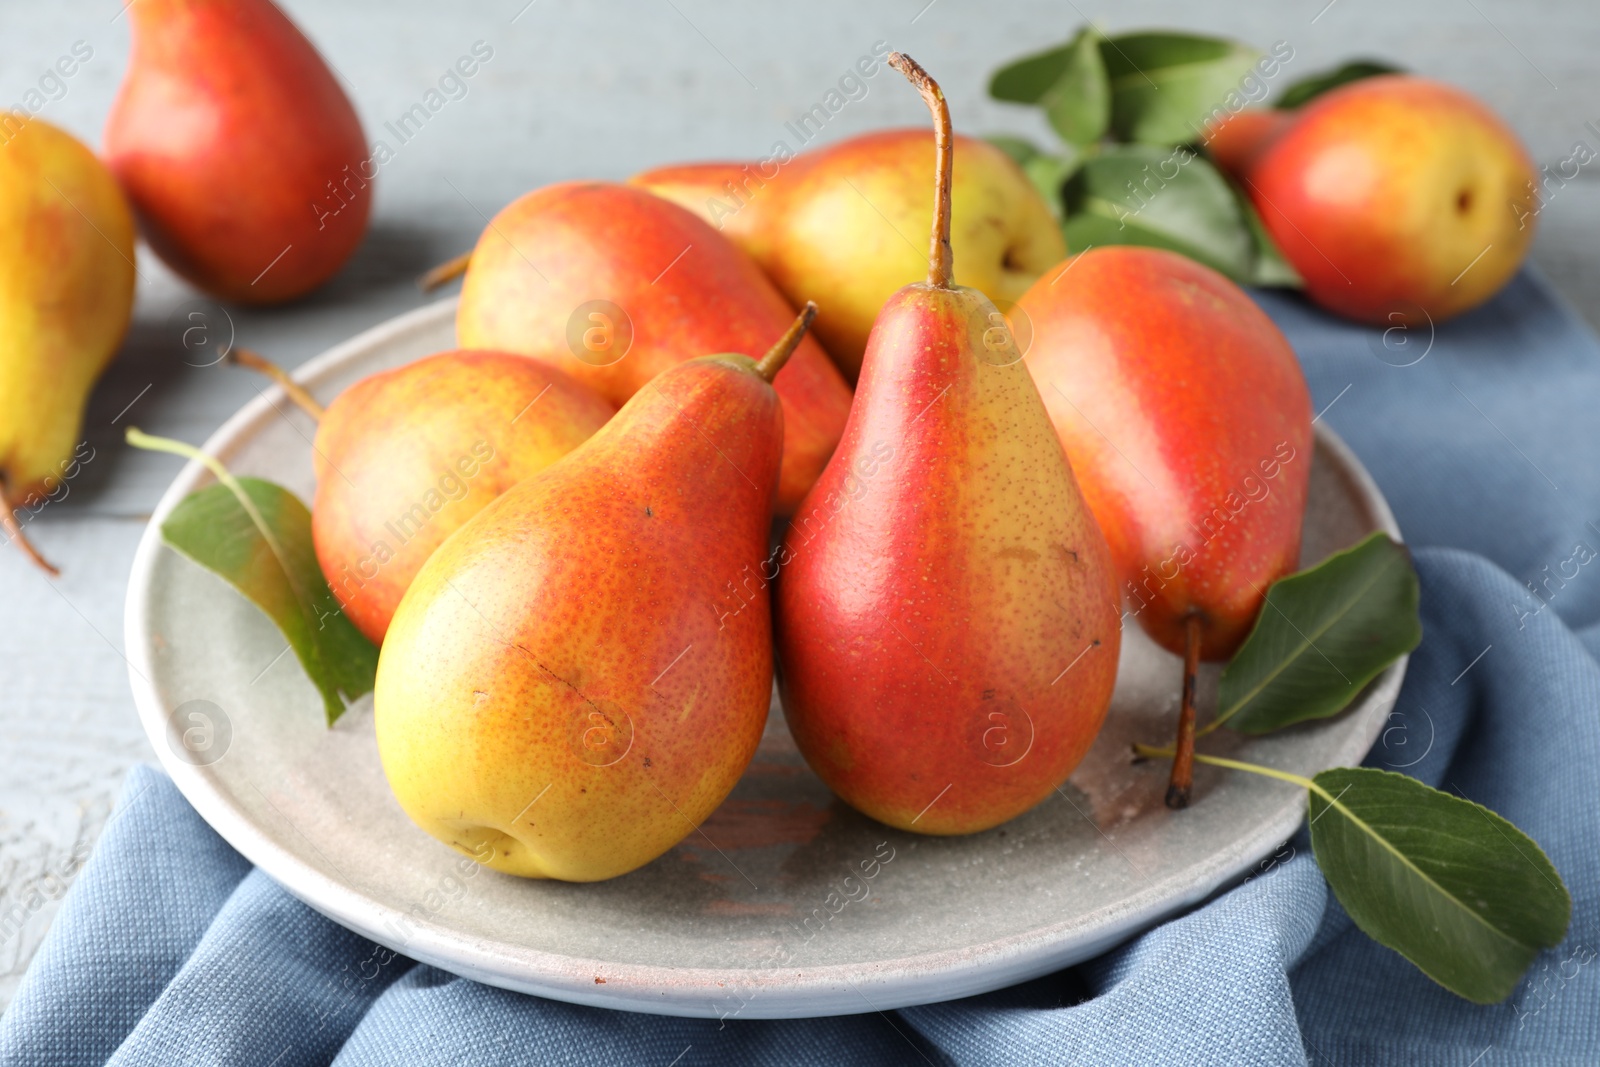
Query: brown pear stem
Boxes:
[
  {"xmin": 1166, "ymin": 614, "xmax": 1204, "ymax": 810},
  {"xmin": 227, "ymin": 348, "xmax": 325, "ymax": 421},
  {"xmin": 888, "ymin": 52, "xmax": 954, "ymax": 291},
  {"xmin": 0, "ymin": 481, "xmax": 59, "ymax": 576},
  {"xmin": 418, "ymin": 250, "xmax": 472, "ymax": 291},
  {"xmin": 755, "ymin": 302, "xmax": 818, "ymax": 383}
]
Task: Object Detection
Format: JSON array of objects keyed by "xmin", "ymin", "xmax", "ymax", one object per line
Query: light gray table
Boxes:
[{"xmin": 2, "ymin": 0, "xmax": 1597, "ymax": 1010}]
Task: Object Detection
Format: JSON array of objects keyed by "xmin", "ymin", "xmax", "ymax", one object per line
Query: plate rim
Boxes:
[{"xmin": 123, "ymin": 297, "xmax": 1406, "ymax": 1018}]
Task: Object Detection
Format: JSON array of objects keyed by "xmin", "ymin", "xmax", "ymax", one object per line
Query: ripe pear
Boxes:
[
  {"xmin": 774, "ymin": 58, "xmax": 1120, "ymax": 837},
  {"xmin": 105, "ymin": 0, "xmax": 370, "ymax": 303},
  {"xmin": 631, "ymin": 131, "xmax": 1064, "ymax": 381},
  {"xmin": 0, "ymin": 114, "xmax": 136, "ymax": 574},
  {"xmin": 373, "ymin": 308, "xmax": 815, "ymax": 882},
  {"xmin": 1018, "ymin": 246, "xmax": 1313, "ymax": 806},
  {"xmin": 455, "ymin": 181, "xmax": 851, "ymax": 515},
  {"xmin": 309, "ymin": 350, "xmax": 614, "ymax": 645},
  {"xmin": 1249, "ymin": 75, "xmax": 1536, "ymax": 325}
]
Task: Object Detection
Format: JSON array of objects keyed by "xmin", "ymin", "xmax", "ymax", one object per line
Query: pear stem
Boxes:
[
  {"xmin": 125, "ymin": 427, "xmax": 299, "ymax": 595},
  {"xmin": 1134, "ymin": 742, "xmax": 1319, "ymax": 794},
  {"xmin": 227, "ymin": 348, "xmax": 325, "ymax": 421},
  {"xmin": 1166, "ymin": 614, "xmax": 1203, "ymax": 810},
  {"xmin": 755, "ymin": 302, "xmax": 818, "ymax": 383},
  {"xmin": 418, "ymin": 249, "xmax": 472, "ymax": 292},
  {"xmin": 0, "ymin": 481, "xmax": 60, "ymax": 576},
  {"xmin": 888, "ymin": 52, "xmax": 954, "ymax": 291}
]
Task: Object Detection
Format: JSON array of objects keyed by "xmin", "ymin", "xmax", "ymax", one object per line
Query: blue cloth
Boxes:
[{"xmin": 4, "ymin": 270, "xmax": 1599, "ymax": 1065}]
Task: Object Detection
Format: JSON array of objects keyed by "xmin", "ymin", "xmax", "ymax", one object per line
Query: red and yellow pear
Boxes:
[
  {"xmin": 306, "ymin": 351, "xmax": 614, "ymax": 645},
  {"xmin": 775, "ymin": 56, "xmax": 1120, "ymax": 836},
  {"xmin": 455, "ymin": 182, "xmax": 851, "ymax": 514},
  {"xmin": 632, "ymin": 131, "xmax": 1064, "ymax": 382},
  {"xmin": 1018, "ymin": 246, "xmax": 1313, "ymax": 805},
  {"xmin": 373, "ymin": 308, "xmax": 814, "ymax": 881},
  {"xmin": 1247, "ymin": 75, "xmax": 1537, "ymax": 325},
  {"xmin": 105, "ymin": 0, "xmax": 370, "ymax": 303}
]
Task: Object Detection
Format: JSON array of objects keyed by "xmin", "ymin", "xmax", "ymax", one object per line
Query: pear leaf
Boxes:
[
  {"xmin": 1216, "ymin": 533, "xmax": 1421, "ymax": 735},
  {"xmin": 1276, "ymin": 59, "xmax": 1403, "ymax": 110},
  {"xmin": 1308, "ymin": 768, "xmax": 1571, "ymax": 1003},
  {"xmin": 1061, "ymin": 145, "xmax": 1253, "ymax": 280},
  {"xmin": 1023, "ymin": 150, "xmax": 1083, "ymax": 220},
  {"xmin": 160, "ymin": 477, "xmax": 378, "ymax": 724},
  {"xmin": 986, "ymin": 136, "xmax": 1082, "ymax": 220},
  {"xmin": 986, "ymin": 134, "xmax": 1043, "ymax": 166},
  {"xmin": 1099, "ymin": 32, "xmax": 1263, "ymax": 144},
  {"xmin": 1039, "ymin": 27, "xmax": 1110, "ymax": 146},
  {"xmin": 989, "ymin": 40, "xmax": 1084, "ymax": 105}
]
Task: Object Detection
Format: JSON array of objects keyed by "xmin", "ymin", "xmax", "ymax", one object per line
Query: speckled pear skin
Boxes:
[
  {"xmin": 311, "ymin": 349, "xmax": 615, "ymax": 645},
  {"xmin": 775, "ymin": 284, "xmax": 1121, "ymax": 836},
  {"xmin": 373, "ymin": 354, "xmax": 783, "ymax": 882},
  {"xmin": 455, "ymin": 181, "xmax": 851, "ymax": 514},
  {"xmin": 1018, "ymin": 247, "xmax": 1314, "ymax": 661}
]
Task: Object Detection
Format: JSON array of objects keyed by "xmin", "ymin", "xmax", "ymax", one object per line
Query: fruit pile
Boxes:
[
  {"xmin": 4, "ymin": 3, "xmax": 1570, "ymax": 1002},
  {"xmin": 358, "ymin": 53, "xmax": 1332, "ymax": 879}
]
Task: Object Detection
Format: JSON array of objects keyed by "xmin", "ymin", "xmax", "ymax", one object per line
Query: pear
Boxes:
[
  {"xmin": 455, "ymin": 181, "xmax": 851, "ymax": 515},
  {"xmin": 774, "ymin": 57, "xmax": 1120, "ymax": 836},
  {"xmin": 1249, "ymin": 76, "xmax": 1536, "ymax": 325},
  {"xmin": 632, "ymin": 133, "xmax": 1064, "ymax": 382},
  {"xmin": 1018, "ymin": 247, "xmax": 1313, "ymax": 806},
  {"xmin": 308, "ymin": 350, "xmax": 615, "ymax": 645},
  {"xmin": 105, "ymin": 0, "xmax": 369, "ymax": 303},
  {"xmin": 373, "ymin": 307, "xmax": 816, "ymax": 882},
  {"xmin": 0, "ymin": 114, "xmax": 136, "ymax": 574}
]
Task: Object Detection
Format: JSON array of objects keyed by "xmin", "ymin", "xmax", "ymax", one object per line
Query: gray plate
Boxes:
[{"xmin": 124, "ymin": 298, "xmax": 1406, "ymax": 1019}]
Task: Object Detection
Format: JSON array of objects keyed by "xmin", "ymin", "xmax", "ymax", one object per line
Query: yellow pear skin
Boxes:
[
  {"xmin": 0, "ymin": 115, "xmax": 136, "ymax": 572},
  {"xmin": 373, "ymin": 314, "xmax": 811, "ymax": 882}
]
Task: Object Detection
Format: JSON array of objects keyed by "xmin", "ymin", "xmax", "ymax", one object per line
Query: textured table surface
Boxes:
[{"xmin": 2, "ymin": 0, "xmax": 1597, "ymax": 1011}]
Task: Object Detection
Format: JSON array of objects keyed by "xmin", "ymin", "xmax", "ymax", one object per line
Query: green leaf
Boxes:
[
  {"xmin": 1217, "ymin": 533, "xmax": 1421, "ymax": 735},
  {"xmin": 986, "ymin": 136, "xmax": 1082, "ymax": 221},
  {"xmin": 989, "ymin": 39, "xmax": 1082, "ymax": 105},
  {"xmin": 160, "ymin": 476, "xmax": 379, "ymax": 725},
  {"xmin": 986, "ymin": 134, "xmax": 1042, "ymax": 166},
  {"xmin": 1130, "ymin": 745, "xmax": 1573, "ymax": 1004},
  {"xmin": 1234, "ymin": 183, "xmax": 1303, "ymax": 287},
  {"xmin": 1039, "ymin": 27, "xmax": 1110, "ymax": 145},
  {"xmin": 1277, "ymin": 59, "xmax": 1403, "ymax": 110},
  {"xmin": 1023, "ymin": 150, "xmax": 1082, "ymax": 220},
  {"xmin": 1099, "ymin": 31, "xmax": 1262, "ymax": 144},
  {"xmin": 1309, "ymin": 767, "xmax": 1571, "ymax": 1003},
  {"xmin": 1061, "ymin": 144, "xmax": 1253, "ymax": 279}
]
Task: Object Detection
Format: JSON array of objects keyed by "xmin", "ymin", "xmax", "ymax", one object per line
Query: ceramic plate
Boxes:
[{"xmin": 125, "ymin": 298, "xmax": 1406, "ymax": 1019}]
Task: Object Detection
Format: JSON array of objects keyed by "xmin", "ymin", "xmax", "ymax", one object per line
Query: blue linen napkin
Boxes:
[{"xmin": 3, "ymin": 270, "xmax": 1597, "ymax": 1065}]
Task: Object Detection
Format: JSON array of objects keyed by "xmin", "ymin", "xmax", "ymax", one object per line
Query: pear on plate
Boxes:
[
  {"xmin": 1018, "ymin": 246, "xmax": 1313, "ymax": 807},
  {"xmin": 454, "ymin": 181, "xmax": 851, "ymax": 516},
  {"xmin": 373, "ymin": 308, "xmax": 815, "ymax": 882},
  {"xmin": 310, "ymin": 350, "xmax": 615, "ymax": 645},
  {"xmin": 0, "ymin": 114, "xmax": 136, "ymax": 574},
  {"xmin": 773, "ymin": 58, "xmax": 1121, "ymax": 836},
  {"xmin": 632, "ymin": 132, "xmax": 1063, "ymax": 381}
]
